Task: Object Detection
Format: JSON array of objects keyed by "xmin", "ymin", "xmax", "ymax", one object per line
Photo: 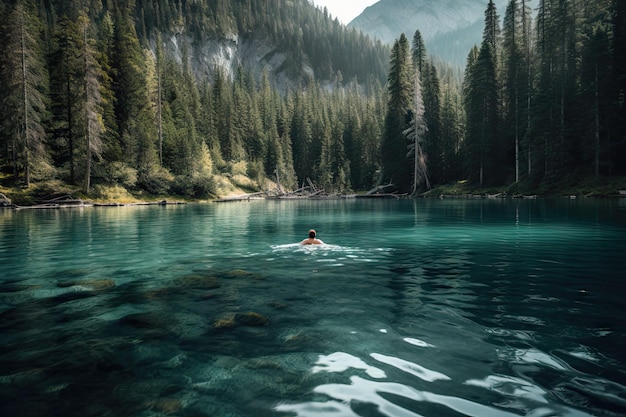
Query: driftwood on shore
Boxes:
[
  {"xmin": 216, "ymin": 179, "xmax": 410, "ymax": 202},
  {"xmin": 215, "ymin": 191, "xmax": 268, "ymax": 202},
  {"xmin": 357, "ymin": 183, "xmax": 405, "ymax": 199},
  {"xmin": 0, "ymin": 193, "xmax": 13, "ymax": 207}
]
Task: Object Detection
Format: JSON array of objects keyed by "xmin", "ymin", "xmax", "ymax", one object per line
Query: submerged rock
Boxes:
[
  {"xmin": 144, "ymin": 398, "xmax": 182, "ymax": 414},
  {"xmin": 268, "ymin": 300, "xmax": 288, "ymax": 310},
  {"xmin": 173, "ymin": 274, "xmax": 220, "ymax": 289},
  {"xmin": 144, "ymin": 287, "xmax": 178, "ymax": 301},
  {"xmin": 57, "ymin": 278, "xmax": 115, "ymax": 291},
  {"xmin": 212, "ymin": 312, "xmax": 270, "ymax": 329},
  {"xmin": 235, "ymin": 312, "xmax": 269, "ymax": 326},
  {"xmin": 223, "ymin": 269, "xmax": 263, "ymax": 280},
  {"xmin": 213, "ymin": 316, "xmax": 236, "ymax": 330}
]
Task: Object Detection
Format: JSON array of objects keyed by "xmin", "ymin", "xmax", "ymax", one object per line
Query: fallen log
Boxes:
[
  {"xmin": 215, "ymin": 192, "xmax": 267, "ymax": 202},
  {"xmin": 0, "ymin": 193, "xmax": 12, "ymax": 207}
]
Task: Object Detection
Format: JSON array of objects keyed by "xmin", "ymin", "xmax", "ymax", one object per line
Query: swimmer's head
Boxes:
[{"xmin": 308, "ymin": 229, "xmax": 316, "ymax": 238}]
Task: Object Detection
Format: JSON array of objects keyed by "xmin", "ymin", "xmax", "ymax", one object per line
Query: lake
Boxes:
[{"xmin": 1, "ymin": 198, "xmax": 625, "ymax": 417}]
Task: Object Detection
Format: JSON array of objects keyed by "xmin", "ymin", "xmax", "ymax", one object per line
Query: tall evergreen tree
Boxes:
[
  {"xmin": 404, "ymin": 65, "xmax": 429, "ymax": 194},
  {"xmin": 95, "ymin": 11, "xmax": 120, "ymax": 165},
  {"xmin": 49, "ymin": 15, "xmax": 82, "ymax": 183},
  {"xmin": 289, "ymin": 88, "xmax": 313, "ymax": 185},
  {"xmin": 77, "ymin": 14, "xmax": 104, "ymax": 192},
  {"xmin": 111, "ymin": 0, "xmax": 157, "ymax": 173},
  {"xmin": 439, "ymin": 70, "xmax": 465, "ymax": 182},
  {"xmin": 421, "ymin": 62, "xmax": 442, "ymax": 184},
  {"xmin": 580, "ymin": 26, "xmax": 611, "ymax": 177},
  {"xmin": 484, "ymin": 0, "xmax": 501, "ymax": 51},
  {"xmin": 613, "ymin": 0, "xmax": 626, "ymax": 172},
  {"xmin": 502, "ymin": 0, "xmax": 532, "ymax": 183},
  {"xmin": 578, "ymin": 1, "xmax": 613, "ymax": 176},
  {"xmin": 381, "ymin": 34, "xmax": 413, "ymax": 192},
  {"xmin": 465, "ymin": 41, "xmax": 499, "ymax": 185},
  {"xmin": 533, "ymin": 0, "xmax": 576, "ymax": 182},
  {"xmin": 411, "ymin": 30, "xmax": 442, "ymax": 185},
  {"xmin": 464, "ymin": 1, "xmax": 501, "ymax": 185},
  {"xmin": 329, "ymin": 109, "xmax": 349, "ymax": 190},
  {"xmin": 1, "ymin": 0, "xmax": 48, "ymax": 186}
]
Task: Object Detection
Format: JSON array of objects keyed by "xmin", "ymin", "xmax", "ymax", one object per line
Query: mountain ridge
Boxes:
[{"xmin": 349, "ymin": 0, "xmax": 510, "ymax": 66}]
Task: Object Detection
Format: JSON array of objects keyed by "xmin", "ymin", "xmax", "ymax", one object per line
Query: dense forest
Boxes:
[
  {"xmin": 0, "ymin": 0, "xmax": 624, "ymax": 199},
  {"xmin": 380, "ymin": 0, "xmax": 626, "ymax": 194}
]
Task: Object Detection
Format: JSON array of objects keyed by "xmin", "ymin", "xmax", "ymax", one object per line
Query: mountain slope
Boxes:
[
  {"xmin": 136, "ymin": 0, "xmax": 390, "ymax": 88},
  {"xmin": 349, "ymin": 0, "xmax": 509, "ymax": 66}
]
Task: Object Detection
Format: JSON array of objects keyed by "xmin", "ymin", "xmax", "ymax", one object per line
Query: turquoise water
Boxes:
[{"xmin": 1, "ymin": 198, "xmax": 625, "ymax": 417}]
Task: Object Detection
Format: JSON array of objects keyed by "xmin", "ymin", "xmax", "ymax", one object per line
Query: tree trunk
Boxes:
[
  {"xmin": 594, "ymin": 62, "xmax": 600, "ymax": 177},
  {"xmin": 19, "ymin": 5, "xmax": 30, "ymax": 186}
]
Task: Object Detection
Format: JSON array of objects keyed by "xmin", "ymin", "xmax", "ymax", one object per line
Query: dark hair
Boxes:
[{"xmin": 308, "ymin": 229, "xmax": 316, "ymax": 238}]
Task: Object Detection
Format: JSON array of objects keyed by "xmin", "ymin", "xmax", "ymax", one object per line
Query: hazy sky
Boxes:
[{"xmin": 310, "ymin": 0, "xmax": 379, "ymax": 24}]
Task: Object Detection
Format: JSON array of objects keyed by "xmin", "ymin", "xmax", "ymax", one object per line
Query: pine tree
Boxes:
[
  {"xmin": 49, "ymin": 15, "xmax": 82, "ymax": 183},
  {"xmin": 404, "ymin": 65, "xmax": 429, "ymax": 194},
  {"xmin": 471, "ymin": 42, "xmax": 499, "ymax": 185},
  {"xmin": 439, "ymin": 70, "xmax": 465, "ymax": 182},
  {"xmin": 502, "ymin": 0, "xmax": 532, "ymax": 183},
  {"xmin": 381, "ymin": 34, "xmax": 413, "ymax": 192},
  {"xmin": 613, "ymin": 0, "xmax": 626, "ymax": 168},
  {"xmin": 412, "ymin": 30, "xmax": 427, "ymax": 74},
  {"xmin": 111, "ymin": 0, "xmax": 156, "ymax": 173},
  {"xmin": 464, "ymin": 0, "xmax": 501, "ymax": 186},
  {"xmin": 422, "ymin": 62, "xmax": 442, "ymax": 184},
  {"xmin": 211, "ymin": 68, "xmax": 232, "ymax": 163},
  {"xmin": 289, "ymin": 88, "xmax": 313, "ymax": 185},
  {"xmin": 411, "ymin": 30, "xmax": 442, "ymax": 185},
  {"xmin": 78, "ymin": 14, "xmax": 104, "ymax": 192},
  {"xmin": 329, "ymin": 109, "xmax": 349, "ymax": 190},
  {"xmin": 580, "ymin": 26, "xmax": 611, "ymax": 177},
  {"xmin": 1, "ymin": 1, "xmax": 48, "ymax": 186},
  {"xmin": 154, "ymin": 32, "xmax": 164, "ymax": 166},
  {"xmin": 484, "ymin": 0, "xmax": 501, "ymax": 51},
  {"xmin": 95, "ymin": 11, "xmax": 121, "ymax": 165},
  {"xmin": 578, "ymin": 1, "xmax": 612, "ymax": 176}
]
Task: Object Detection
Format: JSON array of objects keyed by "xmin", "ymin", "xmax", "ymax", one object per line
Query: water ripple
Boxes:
[
  {"xmin": 277, "ymin": 375, "xmax": 523, "ymax": 417},
  {"xmin": 370, "ymin": 353, "xmax": 451, "ymax": 382}
]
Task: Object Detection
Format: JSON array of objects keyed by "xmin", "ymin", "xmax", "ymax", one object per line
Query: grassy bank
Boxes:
[
  {"xmin": 3, "ymin": 173, "xmax": 626, "ymax": 207},
  {"xmin": 422, "ymin": 176, "xmax": 626, "ymax": 198},
  {"xmin": 0, "ymin": 173, "xmax": 262, "ymax": 206}
]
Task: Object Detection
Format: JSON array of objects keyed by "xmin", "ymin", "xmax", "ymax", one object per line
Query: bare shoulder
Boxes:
[{"xmin": 300, "ymin": 238, "xmax": 324, "ymax": 245}]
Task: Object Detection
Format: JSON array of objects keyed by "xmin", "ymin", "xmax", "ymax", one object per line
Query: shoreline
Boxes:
[
  {"xmin": 3, "ymin": 192, "xmax": 625, "ymax": 210},
  {"xmin": 3, "ymin": 177, "xmax": 626, "ymax": 209}
]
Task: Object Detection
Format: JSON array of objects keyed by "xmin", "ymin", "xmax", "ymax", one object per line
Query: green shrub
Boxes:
[
  {"xmin": 171, "ymin": 174, "xmax": 216, "ymax": 198},
  {"xmin": 137, "ymin": 167, "xmax": 173, "ymax": 195},
  {"xmin": 94, "ymin": 162, "xmax": 138, "ymax": 188}
]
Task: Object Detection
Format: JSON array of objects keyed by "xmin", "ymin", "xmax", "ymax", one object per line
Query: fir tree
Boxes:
[
  {"xmin": 49, "ymin": 15, "xmax": 82, "ymax": 183},
  {"xmin": 77, "ymin": 14, "xmax": 104, "ymax": 192},
  {"xmin": 1, "ymin": 0, "xmax": 49, "ymax": 186},
  {"xmin": 404, "ymin": 64, "xmax": 429, "ymax": 194},
  {"xmin": 612, "ymin": 0, "xmax": 626, "ymax": 169},
  {"xmin": 381, "ymin": 34, "xmax": 413, "ymax": 192}
]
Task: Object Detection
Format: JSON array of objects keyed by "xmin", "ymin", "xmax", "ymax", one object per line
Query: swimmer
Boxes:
[{"xmin": 300, "ymin": 229, "xmax": 324, "ymax": 245}]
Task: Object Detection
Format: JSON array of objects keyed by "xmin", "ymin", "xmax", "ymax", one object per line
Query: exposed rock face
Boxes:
[{"xmin": 155, "ymin": 32, "xmax": 313, "ymax": 89}]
